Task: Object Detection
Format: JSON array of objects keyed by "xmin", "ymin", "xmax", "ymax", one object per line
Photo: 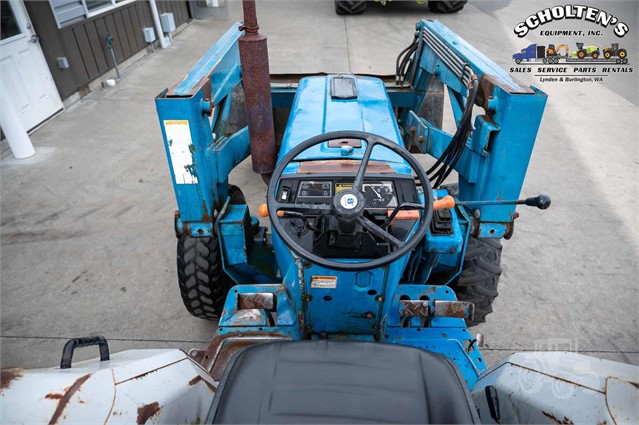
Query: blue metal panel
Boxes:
[
  {"xmin": 172, "ymin": 23, "xmax": 243, "ymax": 97},
  {"xmin": 219, "ymin": 284, "xmax": 299, "ymax": 333},
  {"xmin": 381, "ymin": 284, "xmax": 486, "ymax": 388},
  {"xmin": 278, "ymin": 75, "xmax": 405, "ymax": 165},
  {"xmin": 155, "ymin": 23, "xmax": 251, "ymax": 237}
]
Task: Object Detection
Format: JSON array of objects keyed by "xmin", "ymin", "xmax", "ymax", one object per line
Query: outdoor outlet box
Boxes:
[
  {"xmin": 143, "ymin": 27, "xmax": 156, "ymax": 43},
  {"xmin": 56, "ymin": 57, "xmax": 69, "ymax": 69},
  {"xmin": 160, "ymin": 13, "xmax": 176, "ymax": 33}
]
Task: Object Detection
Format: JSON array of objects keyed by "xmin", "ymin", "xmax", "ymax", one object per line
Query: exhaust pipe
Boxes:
[{"xmin": 239, "ymin": 0, "xmax": 277, "ymax": 184}]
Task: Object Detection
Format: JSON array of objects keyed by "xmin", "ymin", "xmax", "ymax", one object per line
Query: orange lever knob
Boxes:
[
  {"xmin": 433, "ymin": 195, "xmax": 455, "ymax": 210},
  {"xmin": 258, "ymin": 203, "xmax": 268, "ymax": 217}
]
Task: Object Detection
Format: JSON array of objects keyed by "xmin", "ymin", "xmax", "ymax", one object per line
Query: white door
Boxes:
[{"xmin": 1, "ymin": 0, "xmax": 63, "ymax": 132}]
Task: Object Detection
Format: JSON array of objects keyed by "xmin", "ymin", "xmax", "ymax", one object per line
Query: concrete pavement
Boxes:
[{"xmin": 1, "ymin": 0, "xmax": 637, "ymax": 369}]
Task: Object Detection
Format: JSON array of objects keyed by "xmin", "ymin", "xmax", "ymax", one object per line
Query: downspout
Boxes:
[{"xmin": 149, "ymin": 0, "xmax": 169, "ymax": 49}]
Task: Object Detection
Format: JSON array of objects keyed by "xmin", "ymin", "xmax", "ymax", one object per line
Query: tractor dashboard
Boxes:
[{"xmin": 276, "ymin": 173, "xmax": 419, "ymax": 259}]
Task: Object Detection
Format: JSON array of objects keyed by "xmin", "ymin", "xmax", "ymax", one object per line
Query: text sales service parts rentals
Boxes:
[{"xmin": 514, "ymin": 4, "xmax": 630, "ymax": 38}]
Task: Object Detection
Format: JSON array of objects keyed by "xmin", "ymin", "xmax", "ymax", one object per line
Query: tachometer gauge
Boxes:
[{"xmin": 362, "ymin": 182, "xmax": 397, "ymax": 208}]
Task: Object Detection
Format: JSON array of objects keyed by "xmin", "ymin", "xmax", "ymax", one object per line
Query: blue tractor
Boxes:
[
  {"xmin": 155, "ymin": 0, "xmax": 550, "ymax": 391},
  {"xmin": 13, "ymin": 3, "xmax": 639, "ymax": 424}
]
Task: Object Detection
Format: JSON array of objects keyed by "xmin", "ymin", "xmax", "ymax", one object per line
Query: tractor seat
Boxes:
[{"xmin": 207, "ymin": 340, "xmax": 479, "ymax": 424}]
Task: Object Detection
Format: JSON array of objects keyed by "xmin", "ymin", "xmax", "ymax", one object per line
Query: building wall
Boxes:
[{"xmin": 24, "ymin": 0, "xmax": 190, "ymax": 100}]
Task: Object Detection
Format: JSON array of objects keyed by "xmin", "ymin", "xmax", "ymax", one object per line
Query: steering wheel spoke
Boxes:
[
  {"xmin": 357, "ymin": 216, "xmax": 405, "ymax": 249},
  {"xmin": 352, "ymin": 137, "xmax": 379, "ymax": 193}
]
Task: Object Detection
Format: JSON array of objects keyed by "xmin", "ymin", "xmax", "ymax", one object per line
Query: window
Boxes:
[
  {"xmin": 49, "ymin": 0, "xmax": 136, "ymax": 28},
  {"xmin": 1, "ymin": 1, "xmax": 22, "ymax": 41}
]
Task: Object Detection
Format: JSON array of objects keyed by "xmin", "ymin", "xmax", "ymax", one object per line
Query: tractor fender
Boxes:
[{"xmin": 0, "ymin": 349, "xmax": 216, "ymax": 424}]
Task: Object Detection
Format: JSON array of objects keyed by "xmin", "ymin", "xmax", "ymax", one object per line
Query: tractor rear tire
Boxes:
[
  {"xmin": 334, "ymin": 1, "xmax": 367, "ymax": 15},
  {"xmin": 450, "ymin": 237, "xmax": 502, "ymax": 327},
  {"xmin": 428, "ymin": 1, "xmax": 467, "ymax": 13},
  {"xmin": 618, "ymin": 49, "xmax": 627, "ymax": 59},
  {"xmin": 177, "ymin": 236, "xmax": 231, "ymax": 320},
  {"xmin": 577, "ymin": 49, "xmax": 586, "ymax": 59}
]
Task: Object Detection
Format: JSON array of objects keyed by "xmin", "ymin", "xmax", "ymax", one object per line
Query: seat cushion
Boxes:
[{"xmin": 208, "ymin": 340, "xmax": 479, "ymax": 424}]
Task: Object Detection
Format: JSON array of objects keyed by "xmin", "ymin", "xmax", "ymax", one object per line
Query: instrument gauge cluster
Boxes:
[{"xmin": 362, "ymin": 182, "xmax": 397, "ymax": 209}]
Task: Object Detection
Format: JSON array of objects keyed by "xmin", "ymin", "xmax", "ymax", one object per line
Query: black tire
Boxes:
[
  {"xmin": 176, "ymin": 185, "xmax": 245, "ymax": 320},
  {"xmin": 450, "ymin": 237, "xmax": 502, "ymax": 327},
  {"xmin": 177, "ymin": 236, "xmax": 231, "ymax": 320},
  {"xmin": 618, "ymin": 49, "xmax": 627, "ymax": 59},
  {"xmin": 441, "ymin": 183, "xmax": 502, "ymax": 327},
  {"xmin": 515, "ymin": 58, "xmax": 521, "ymax": 64},
  {"xmin": 428, "ymin": 1, "xmax": 467, "ymax": 13},
  {"xmin": 334, "ymin": 1, "xmax": 367, "ymax": 15},
  {"xmin": 591, "ymin": 51, "xmax": 599, "ymax": 59},
  {"xmin": 228, "ymin": 184, "xmax": 246, "ymax": 205}
]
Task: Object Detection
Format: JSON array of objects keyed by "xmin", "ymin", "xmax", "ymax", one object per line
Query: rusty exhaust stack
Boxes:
[{"xmin": 239, "ymin": 0, "xmax": 277, "ymax": 184}]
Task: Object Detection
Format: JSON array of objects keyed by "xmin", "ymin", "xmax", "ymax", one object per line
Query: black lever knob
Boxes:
[{"xmin": 524, "ymin": 194, "xmax": 551, "ymax": 210}]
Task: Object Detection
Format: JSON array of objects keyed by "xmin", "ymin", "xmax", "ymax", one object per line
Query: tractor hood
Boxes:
[{"xmin": 278, "ymin": 75, "xmax": 406, "ymax": 165}]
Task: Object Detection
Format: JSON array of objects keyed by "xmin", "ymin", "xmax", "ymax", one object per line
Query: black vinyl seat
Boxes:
[{"xmin": 208, "ymin": 340, "xmax": 479, "ymax": 424}]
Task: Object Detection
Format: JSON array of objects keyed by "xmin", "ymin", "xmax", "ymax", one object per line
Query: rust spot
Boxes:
[
  {"xmin": 201, "ymin": 201, "xmax": 212, "ymax": 222},
  {"xmin": 45, "ymin": 393, "xmax": 63, "ymax": 400},
  {"xmin": 542, "ymin": 411, "xmax": 575, "ymax": 425},
  {"xmin": 137, "ymin": 401, "xmax": 161, "ymax": 424},
  {"xmin": 49, "ymin": 374, "xmax": 91, "ymax": 425},
  {"xmin": 191, "ymin": 376, "xmax": 217, "ymax": 392},
  {"xmin": 1, "ymin": 368, "xmax": 24, "ymax": 391},
  {"xmin": 298, "ymin": 160, "xmax": 394, "ymax": 174},
  {"xmin": 201, "ymin": 331, "xmax": 290, "ymax": 381}
]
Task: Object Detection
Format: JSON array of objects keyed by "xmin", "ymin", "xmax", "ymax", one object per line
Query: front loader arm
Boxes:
[{"xmin": 396, "ymin": 20, "xmax": 547, "ymax": 239}]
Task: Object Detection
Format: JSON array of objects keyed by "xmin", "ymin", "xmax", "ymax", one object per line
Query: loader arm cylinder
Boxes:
[{"xmin": 239, "ymin": 0, "xmax": 277, "ymax": 183}]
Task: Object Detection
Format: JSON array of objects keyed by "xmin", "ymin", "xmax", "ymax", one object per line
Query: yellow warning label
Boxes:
[
  {"xmin": 311, "ymin": 276, "xmax": 337, "ymax": 289},
  {"xmin": 164, "ymin": 120, "xmax": 189, "ymax": 125},
  {"xmin": 335, "ymin": 183, "xmax": 353, "ymax": 193}
]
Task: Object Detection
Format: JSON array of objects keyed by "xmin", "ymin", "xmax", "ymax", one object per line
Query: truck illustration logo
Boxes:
[{"xmin": 512, "ymin": 43, "xmax": 628, "ymax": 64}]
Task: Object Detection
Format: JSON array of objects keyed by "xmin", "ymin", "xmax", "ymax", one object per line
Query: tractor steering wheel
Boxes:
[{"xmin": 267, "ymin": 131, "xmax": 433, "ymax": 271}]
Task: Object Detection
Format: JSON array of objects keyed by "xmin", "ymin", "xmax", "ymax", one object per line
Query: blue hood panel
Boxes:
[{"xmin": 278, "ymin": 75, "xmax": 406, "ymax": 165}]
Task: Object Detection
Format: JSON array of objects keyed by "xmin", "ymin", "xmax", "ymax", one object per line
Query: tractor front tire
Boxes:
[
  {"xmin": 228, "ymin": 184, "xmax": 246, "ymax": 205},
  {"xmin": 604, "ymin": 51, "xmax": 612, "ymax": 59},
  {"xmin": 334, "ymin": 1, "xmax": 367, "ymax": 15},
  {"xmin": 177, "ymin": 236, "xmax": 232, "ymax": 320},
  {"xmin": 450, "ymin": 237, "xmax": 502, "ymax": 327},
  {"xmin": 591, "ymin": 51, "xmax": 599, "ymax": 59},
  {"xmin": 428, "ymin": 1, "xmax": 467, "ymax": 13}
]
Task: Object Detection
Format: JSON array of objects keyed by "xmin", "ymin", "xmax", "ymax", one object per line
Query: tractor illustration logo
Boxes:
[
  {"xmin": 603, "ymin": 43, "xmax": 627, "ymax": 60},
  {"xmin": 570, "ymin": 42, "xmax": 600, "ymax": 59},
  {"xmin": 512, "ymin": 42, "xmax": 629, "ymax": 64}
]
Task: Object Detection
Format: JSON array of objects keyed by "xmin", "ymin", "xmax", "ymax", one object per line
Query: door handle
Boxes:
[{"xmin": 29, "ymin": 34, "xmax": 40, "ymax": 43}]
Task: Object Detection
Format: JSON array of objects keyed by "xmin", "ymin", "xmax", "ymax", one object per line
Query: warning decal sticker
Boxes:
[
  {"xmin": 164, "ymin": 120, "xmax": 198, "ymax": 184},
  {"xmin": 311, "ymin": 276, "xmax": 337, "ymax": 289}
]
